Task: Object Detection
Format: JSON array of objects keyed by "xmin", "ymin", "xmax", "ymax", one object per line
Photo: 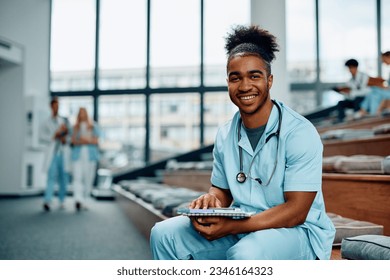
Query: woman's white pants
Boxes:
[{"xmin": 72, "ymin": 147, "xmax": 97, "ymax": 205}]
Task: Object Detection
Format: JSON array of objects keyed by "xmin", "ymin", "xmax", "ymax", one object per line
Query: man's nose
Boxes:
[{"xmin": 238, "ymin": 78, "xmax": 252, "ymax": 92}]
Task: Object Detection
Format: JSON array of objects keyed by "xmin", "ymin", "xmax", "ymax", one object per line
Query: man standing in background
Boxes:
[{"xmin": 40, "ymin": 97, "xmax": 71, "ymax": 211}]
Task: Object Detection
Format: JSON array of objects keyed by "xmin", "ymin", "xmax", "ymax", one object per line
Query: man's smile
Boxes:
[{"xmin": 239, "ymin": 94, "xmax": 258, "ymax": 100}]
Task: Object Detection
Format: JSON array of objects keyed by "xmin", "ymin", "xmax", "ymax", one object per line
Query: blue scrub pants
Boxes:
[
  {"xmin": 360, "ymin": 87, "xmax": 390, "ymax": 114},
  {"xmin": 44, "ymin": 153, "xmax": 68, "ymax": 204},
  {"xmin": 150, "ymin": 216, "xmax": 316, "ymax": 260}
]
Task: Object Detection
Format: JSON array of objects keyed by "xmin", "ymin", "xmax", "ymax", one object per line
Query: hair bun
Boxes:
[{"xmin": 225, "ymin": 25, "xmax": 279, "ymax": 63}]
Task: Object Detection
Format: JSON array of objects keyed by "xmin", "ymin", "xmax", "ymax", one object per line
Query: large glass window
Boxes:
[
  {"xmin": 286, "ymin": 0, "xmax": 316, "ymax": 83},
  {"xmin": 382, "ymin": 0, "xmax": 390, "ymax": 80},
  {"xmin": 319, "ymin": 0, "xmax": 377, "ymax": 82},
  {"xmin": 50, "ymin": 0, "xmax": 96, "ymax": 91},
  {"xmin": 49, "ymin": 0, "xmax": 387, "ymax": 170},
  {"xmin": 99, "ymin": 0, "xmax": 147, "ymax": 90},
  {"xmin": 150, "ymin": 93, "xmax": 200, "ymax": 162},
  {"xmin": 382, "ymin": 0, "xmax": 390, "ymax": 51},
  {"xmin": 99, "ymin": 95, "xmax": 146, "ymax": 172},
  {"xmin": 289, "ymin": 91, "xmax": 318, "ymax": 115},
  {"xmin": 204, "ymin": 92, "xmax": 237, "ymax": 145},
  {"xmin": 204, "ymin": 0, "xmax": 250, "ymax": 86},
  {"xmin": 150, "ymin": 0, "xmax": 200, "ymax": 88}
]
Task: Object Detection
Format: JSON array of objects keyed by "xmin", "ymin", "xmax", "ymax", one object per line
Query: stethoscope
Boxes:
[{"xmin": 236, "ymin": 99, "xmax": 282, "ymax": 186}]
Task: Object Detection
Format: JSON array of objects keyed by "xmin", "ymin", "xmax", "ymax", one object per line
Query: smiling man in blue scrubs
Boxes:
[{"xmin": 150, "ymin": 25, "xmax": 335, "ymax": 260}]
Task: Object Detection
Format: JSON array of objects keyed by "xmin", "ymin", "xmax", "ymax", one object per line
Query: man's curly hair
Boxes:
[{"xmin": 225, "ymin": 25, "xmax": 279, "ymax": 74}]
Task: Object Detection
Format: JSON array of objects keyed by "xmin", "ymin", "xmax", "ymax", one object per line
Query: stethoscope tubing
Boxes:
[{"xmin": 236, "ymin": 99, "xmax": 282, "ymax": 185}]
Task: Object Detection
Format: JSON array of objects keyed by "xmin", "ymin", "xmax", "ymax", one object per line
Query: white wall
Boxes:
[
  {"xmin": 251, "ymin": 0, "xmax": 290, "ymax": 105},
  {"xmin": 0, "ymin": 52, "xmax": 24, "ymax": 192},
  {"xmin": 0, "ymin": 0, "xmax": 51, "ymax": 96},
  {"xmin": 0, "ymin": 0, "xmax": 51, "ymax": 194}
]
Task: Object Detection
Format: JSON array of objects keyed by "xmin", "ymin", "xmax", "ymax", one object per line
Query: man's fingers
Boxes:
[
  {"xmin": 189, "ymin": 193, "xmax": 221, "ymax": 209},
  {"xmin": 192, "ymin": 197, "xmax": 203, "ymax": 209},
  {"xmin": 202, "ymin": 195, "xmax": 211, "ymax": 209}
]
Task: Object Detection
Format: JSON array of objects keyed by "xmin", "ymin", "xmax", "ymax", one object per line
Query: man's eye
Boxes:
[
  {"xmin": 251, "ymin": 75, "xmax": 261, "ymax": 79},
  {"xmin": 229, "ymin": 77, "xmax": 240, "ymax": 82}
]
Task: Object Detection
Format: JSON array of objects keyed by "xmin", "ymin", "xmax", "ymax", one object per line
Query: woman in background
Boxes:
[
  {"xmin": 358, "ymin": 51, "xmax": 390, "ymax": 116},
  {"xmin": 71, "ymin": 107, "xmax": 100, "ymax": 211}
]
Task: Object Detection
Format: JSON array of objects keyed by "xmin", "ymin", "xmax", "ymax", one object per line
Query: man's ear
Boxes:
[{"xmin": 267, "ymin": 74, "xmax": 273, "ymax": 90}]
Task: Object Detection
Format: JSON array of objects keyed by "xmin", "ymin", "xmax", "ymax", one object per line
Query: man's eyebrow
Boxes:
[
  {"xmin": 248, "ymin": 69, "xmax": 265, "ymax": 75},
  {"xmin": 228, "ymin": 69, "xmax": 266, "ymax": 77},
  {"xmin": 228, "ymin": 71, "xmax": 240, "ymax": 77}
]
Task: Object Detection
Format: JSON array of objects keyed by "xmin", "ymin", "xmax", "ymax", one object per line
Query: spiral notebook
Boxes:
[{"xmin": 177, "ymin": 207, "xmax": 255, "ymax": 219}]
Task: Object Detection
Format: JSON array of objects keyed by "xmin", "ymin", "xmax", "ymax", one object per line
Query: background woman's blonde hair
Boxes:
[{"xmin": 74, "ymin": 107, "xmax": 93, "ymax": 130}]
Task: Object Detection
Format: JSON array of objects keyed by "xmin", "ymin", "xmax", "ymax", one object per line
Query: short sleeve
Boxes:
[
  {"xmin": 284, "ymin": 123, "xmax": 323, "ymax": 192},
  {"xmin": 210, "ymin": 130, "xmax": 229, "ymax": 190}
]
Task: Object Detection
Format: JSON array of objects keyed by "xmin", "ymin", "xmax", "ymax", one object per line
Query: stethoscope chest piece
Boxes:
[{"xmin": 236, "ymin": 172, "xmax": 247, "ymax": 183}]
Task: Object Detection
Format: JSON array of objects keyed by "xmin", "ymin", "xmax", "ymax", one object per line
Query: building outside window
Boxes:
[
  {"xmin": 99, "ymin": 95, "xmax": 146, "ymax": 172},
  {"xmin": 150, "ymin": 93, "xmax": 200, "ymax": 162}
]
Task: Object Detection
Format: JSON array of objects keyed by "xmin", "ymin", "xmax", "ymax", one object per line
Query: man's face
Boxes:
[
  {"xmin": 227, "ymin": 55, "xmax": 273, "ymax": 116},
  {"xmin": 348, "ymin": 66, "xmax": 358, "ymax": 76},
  {"xmin": 51, "ymin": 101, "xmax": 59, "ymax": 116},
  {"xmin": 382, "ymin": 55, "xmax": 390, "ymax": 65}
]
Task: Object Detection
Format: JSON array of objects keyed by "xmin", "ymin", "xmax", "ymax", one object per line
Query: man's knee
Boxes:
[
  {"xmin": 227, "ymin": 245, "xmax": 265, "ymax": 260},
  {"xmin": 150, "ymin": 217, "xmax": 193, "ymax": 260},
  {"xmin": 150, "ymin": 217, "xmax": 189, "ymax": 245},
  {"xmin": 150, "ymin": 221, "xmax": 169, "ymax": 245}
]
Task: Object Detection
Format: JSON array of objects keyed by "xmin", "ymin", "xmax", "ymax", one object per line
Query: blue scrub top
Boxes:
[
  {"xmin": 210, "ymin": 100, "xmax": 336, "ymax": 260},
  {"xmin": 71, "ymin": 125, "xmax": 101, "ymax": 162}
]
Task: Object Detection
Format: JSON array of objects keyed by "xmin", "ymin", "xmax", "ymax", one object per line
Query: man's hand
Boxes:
[
  {"xmin": 188, "ymin": 186, "xmax": 235, "ymax": 240},
  {"xmin": 189, "ymin": 193, "xmax": 222, "ymax": 209},
  {"xmin": 54, "ymin": 124, "xmax": 68, "ymax": 140},
  {"xmin": 191, "ymin": 216, "xmax": 236, "ymax": 241},
  {"xmin": 338, "ymin": 87, "xmax": 351, "ymax": 94}
]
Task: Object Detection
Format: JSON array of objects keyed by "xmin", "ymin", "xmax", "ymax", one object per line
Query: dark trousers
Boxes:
[{"xmin": 337, "ymin": 96, "xmax": 364, "ymax": 122}]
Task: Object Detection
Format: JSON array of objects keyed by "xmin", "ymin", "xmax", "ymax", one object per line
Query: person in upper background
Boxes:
[
  {"xmin": 40, "ymin": 96, "xmax": 71, "ymax": 211},
  {"xmin": 374, "ymin": 51, "xmax": 390, "ymax": 114},
  {"xmin": 71, "ymin": 107, "xmax": 100, "ymax": 211},
  {"xmin": 333, "ymin": 59, "xmax": 371, "ymax": 122},
  {"xmin": 150, "ymin": 25, "xmax": 335, "ymax": 260},
  {"xmin": 357, "ymin": 51, "xmax": 390, "ymax": 117},
  {"xmin": 382, "ymin": 51, "xmax": 390, "ymax": 84}
]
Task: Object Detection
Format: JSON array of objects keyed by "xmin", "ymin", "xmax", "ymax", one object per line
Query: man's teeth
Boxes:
[{"xmin": 240, "ymin": 95, "xmax": 256, "ymax": 100}]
